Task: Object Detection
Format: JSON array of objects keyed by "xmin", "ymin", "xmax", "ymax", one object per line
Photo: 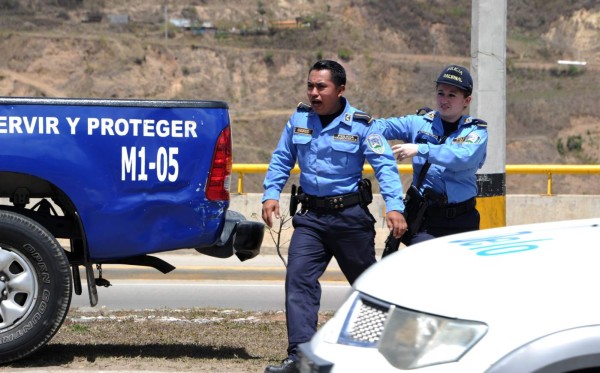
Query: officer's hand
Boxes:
[
  {"xmin": 386, "ymin": 211, "xmax": 408, "ymax": 238},
  {"xmin": 262, "ymin": 199, "xmax": 280, "ymax": 228},
  {"xmin": 392, "ymin": 143, "xmax": 419, "ymax": 161}
]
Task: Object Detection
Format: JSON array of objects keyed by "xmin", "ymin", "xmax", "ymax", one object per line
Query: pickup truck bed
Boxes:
[{"xmin": 0, "ymin": 97, "xmax": 264, "ymax": 363}]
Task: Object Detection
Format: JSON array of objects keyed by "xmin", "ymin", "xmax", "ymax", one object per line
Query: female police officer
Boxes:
[
  {"xmin": 376, "ymin": 65, "xmax": 488, "ymax": 246},
  {"xmin": 261, "ymin": 60, "xmax": 407, "ymax": 373}
]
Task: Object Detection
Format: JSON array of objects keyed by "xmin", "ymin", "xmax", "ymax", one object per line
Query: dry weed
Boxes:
[{"xmin": 6, "ymin": 308, "xmax": 332, "ymax": 372}]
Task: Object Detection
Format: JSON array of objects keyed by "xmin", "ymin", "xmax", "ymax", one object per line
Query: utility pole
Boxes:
[{"xmin": 471, "ymin": 0, "xmax": 507, "ymax": 228}]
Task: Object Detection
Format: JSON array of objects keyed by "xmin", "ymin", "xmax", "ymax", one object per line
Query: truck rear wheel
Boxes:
[{"xmin": 0, "ymin": 210, "xmax": 72, "ymax": 363}]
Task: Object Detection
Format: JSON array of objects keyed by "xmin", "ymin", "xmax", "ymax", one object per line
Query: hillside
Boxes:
[{"xmin": 0, "ymin": 0, "xmax": 599, "ymax": 194}]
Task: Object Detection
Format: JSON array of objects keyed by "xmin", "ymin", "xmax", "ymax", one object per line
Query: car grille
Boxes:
[{"xmin": 339, "ymin": 295, "xmax": 391, "ymax": 347}]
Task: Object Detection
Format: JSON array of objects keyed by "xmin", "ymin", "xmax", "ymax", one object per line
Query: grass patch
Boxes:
[{"xmin": 6, "ymin": 308, "xmax": 333, "ymax": 372}]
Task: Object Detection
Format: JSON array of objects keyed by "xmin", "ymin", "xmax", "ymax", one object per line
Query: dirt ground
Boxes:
[
  {"xmin": 1, "ymin": 2, "xmax": 600, "ymax": 195},
  {"xmin": 5, "ymin": 307, "xmax": 332, "ymax": 372}
]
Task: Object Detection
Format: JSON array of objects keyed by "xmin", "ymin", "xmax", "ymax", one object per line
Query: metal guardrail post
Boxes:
[{"xmin": 238, "ymin": 172, "xmax": 244, "ymax": 194}]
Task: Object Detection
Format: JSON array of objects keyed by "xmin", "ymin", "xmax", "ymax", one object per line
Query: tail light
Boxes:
[{"xmin": 206, "ymin": 126, "xmax": 232, "ymax": 201}]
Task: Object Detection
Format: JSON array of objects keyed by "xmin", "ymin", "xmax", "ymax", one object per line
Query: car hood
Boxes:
[{"xmin": 355, "ymin": 218, "xmax": 600, "ymax": 325}]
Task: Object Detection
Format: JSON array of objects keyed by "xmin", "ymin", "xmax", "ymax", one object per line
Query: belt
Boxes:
[
  {"xmin": 301, "ymin": 192, "xmax": 362, "ymax": 211},
  {"xmin": 426, "ymin": 197, "xmax": 476, "ymax": 219}
]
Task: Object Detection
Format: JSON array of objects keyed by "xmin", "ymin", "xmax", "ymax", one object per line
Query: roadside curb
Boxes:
[{"xmin": 98, "ymin": 252, "xmax": 347, "ymax": 282}]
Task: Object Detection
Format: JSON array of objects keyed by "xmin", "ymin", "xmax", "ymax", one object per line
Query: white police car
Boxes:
[{"xmin": 299, "ymin": 218, "xmax": 600, "ymax": 373}]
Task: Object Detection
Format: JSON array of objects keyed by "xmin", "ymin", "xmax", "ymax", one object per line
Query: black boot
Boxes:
[{"xmin": 264, "ymin": 358, "xmax": 299, "ymax": 373}]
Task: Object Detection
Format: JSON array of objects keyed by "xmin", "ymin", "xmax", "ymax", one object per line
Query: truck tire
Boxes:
[{"xmin": 0, "ymin": 210, "xmax": 72, "ymax": 363}]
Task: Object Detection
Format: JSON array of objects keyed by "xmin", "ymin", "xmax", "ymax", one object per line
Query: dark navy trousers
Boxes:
[
  {"xmin": 408, "ymin": 207, "xmax": 480, "ymax": 245},
  {"xmin": 285, "ymin": 204, "xmax": 376, "ymax": 361}
]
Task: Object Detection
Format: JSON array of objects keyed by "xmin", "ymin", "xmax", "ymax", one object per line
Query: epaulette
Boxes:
[
  {"xmin": 419, "ymin": 108, "xmax": 436, "ymax": 122},
  {"xmin": 353, "ymin": 111, "xmax": 373, "ymax": 125},
  {"xmin": 415, "ymin": 107, "xmax": 434, "ymax": 115},
  {"xmin": 465, "ymin": 117, "xmax": 487, "ymax": 127},
  {"xmin": 296, "ymin": 102, "xmax": 312, "ymax": 112}
]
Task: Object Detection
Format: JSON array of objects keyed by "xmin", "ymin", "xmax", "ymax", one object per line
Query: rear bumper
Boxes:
[{"xmin": 195, "ymin": 210, "xmax": 264, "ymax": 261}]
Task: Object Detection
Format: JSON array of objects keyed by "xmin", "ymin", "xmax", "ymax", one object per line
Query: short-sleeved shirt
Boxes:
[{"xmin": 263, "ymin": 98, "xmax": 404, "ymax": 213}]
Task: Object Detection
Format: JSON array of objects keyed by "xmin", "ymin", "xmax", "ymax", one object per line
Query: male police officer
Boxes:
[
  {"xmin": 262, "ymin": 60, "xmax": 407, "ymax": 373},
  {"xmin": 376, "ymin": 64, "xmax": 488, "ymax": 247}
]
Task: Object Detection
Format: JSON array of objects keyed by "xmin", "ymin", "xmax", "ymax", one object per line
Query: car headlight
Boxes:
[{"xmin": 337, "ymin": 293, "xmax": 488, "ymax": 369}]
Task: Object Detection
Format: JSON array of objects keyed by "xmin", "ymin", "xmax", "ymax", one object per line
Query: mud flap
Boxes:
[
  {"xmin": 232, "ymin": 220, "xmax": 264, "ymax": 261},
  {"xmin": 85, "ymin": 261, "xmax": 98, "ymax": 307},
  {"xmin": 195, "ymin": 210, "xmax": 264, "ymax": 261}
]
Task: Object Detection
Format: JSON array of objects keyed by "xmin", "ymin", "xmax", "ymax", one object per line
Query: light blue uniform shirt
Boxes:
[
  {"xmin": 374, "ymin": 110, "xmax": 488, "ymax": 204},
  {"xmin": 263, "ymin": 99, "xmax": 404, "ymax": 213}
]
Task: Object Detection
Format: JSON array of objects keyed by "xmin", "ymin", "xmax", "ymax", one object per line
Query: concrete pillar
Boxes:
[{"xmin": 471, "ymin": 0, "xmax": 507, "ymax": 228}]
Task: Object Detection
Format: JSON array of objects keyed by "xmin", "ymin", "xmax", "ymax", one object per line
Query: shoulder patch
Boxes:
[
  {"xmin": 416, "ymin": 107, "xmax": 434, "ymax": 115},
  {"xmin": 465, "ymin": 132, "xmax": 482, "ymax": 144},
  {"xmin": 296, "ymin": 102, "xmax": 312, "ymax": 112},
  {"xmin": 366, "ymin": 133, "xmax": 385, "ymax": 154},
  {"xmin": 353, "ymin": 111, "xmax": 373, "ymax": 125}
]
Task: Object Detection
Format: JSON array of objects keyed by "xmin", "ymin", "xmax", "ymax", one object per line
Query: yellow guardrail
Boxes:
[
  {"xmin": 232, "ymin": 164, "xmax": 600, "ymax": 195},
  {"xmin": 505, "ymin": 164, "xmax": 600, "ymax": 195}
]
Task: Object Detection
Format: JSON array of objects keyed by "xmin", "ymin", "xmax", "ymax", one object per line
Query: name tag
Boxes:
[
  {"xmin": 294, "ymin": 127, "xmax": 313, "ymax": 135},
  {"xmin": 333, "ymin": 133, "xmax": 359, "ymax": 143}
]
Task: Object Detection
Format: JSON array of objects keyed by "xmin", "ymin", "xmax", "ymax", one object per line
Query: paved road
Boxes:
[
  {"xmin": 71, "ymin": 251, "xmax": 351, "ymax": 311},
  {"xmin": 71, "ymin": 280, "xmax": 352, "ymax": 311}
]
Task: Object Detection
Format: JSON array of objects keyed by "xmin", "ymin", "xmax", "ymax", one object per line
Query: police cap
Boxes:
[{"xmin": 435, "ymin": 65, "xmax": 473, "ymax": 94}]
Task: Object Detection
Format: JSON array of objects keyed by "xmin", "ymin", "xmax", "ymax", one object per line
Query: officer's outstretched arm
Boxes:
[
  {"xmin": 373, "ymin": 117, "xmax": 414, "ymax": 142},
  {"xmin": 421, "ymin": 127, "xmax": 488, "ymax": 170},
  {"xmin": 262, "ymin": 199, "xmax": 280, "ymax": 228}
]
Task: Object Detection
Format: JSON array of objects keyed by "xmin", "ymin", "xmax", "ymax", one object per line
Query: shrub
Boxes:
[
  {"xmin": 549, "ymin": 65, "xmax": 586, "ymax": 77},
  {"xmin": 337, "ymin": 48, "xmax": 351, "ymax": 61},
  {"xmin": 0, "ymin": 0, "xmax": 19, "ymax": 10},
  {"xmin": 263, "ymin": 52, "xmax": 274, "ymax": 66},
  {"xmin": 557, "ymin": 139, "xmax": 565, "ymax": 155},
  {"xmin": 566, "ymin": 135, "xmax": 583, "ymax": 152}
]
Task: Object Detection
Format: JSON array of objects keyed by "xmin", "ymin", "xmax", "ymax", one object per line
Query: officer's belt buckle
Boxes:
[
  {"xmin": 306, "ymin": 193, "xmax": 360, "ymax": 211},
  {"xmin": 327, "ymin": 196, "xmax": 345, "ymax": 210}
]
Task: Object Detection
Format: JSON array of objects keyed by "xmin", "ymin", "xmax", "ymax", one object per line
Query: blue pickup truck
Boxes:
[{"xmin": 0, "ymin": 97, "xmax": 264, "ymax": 363}]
